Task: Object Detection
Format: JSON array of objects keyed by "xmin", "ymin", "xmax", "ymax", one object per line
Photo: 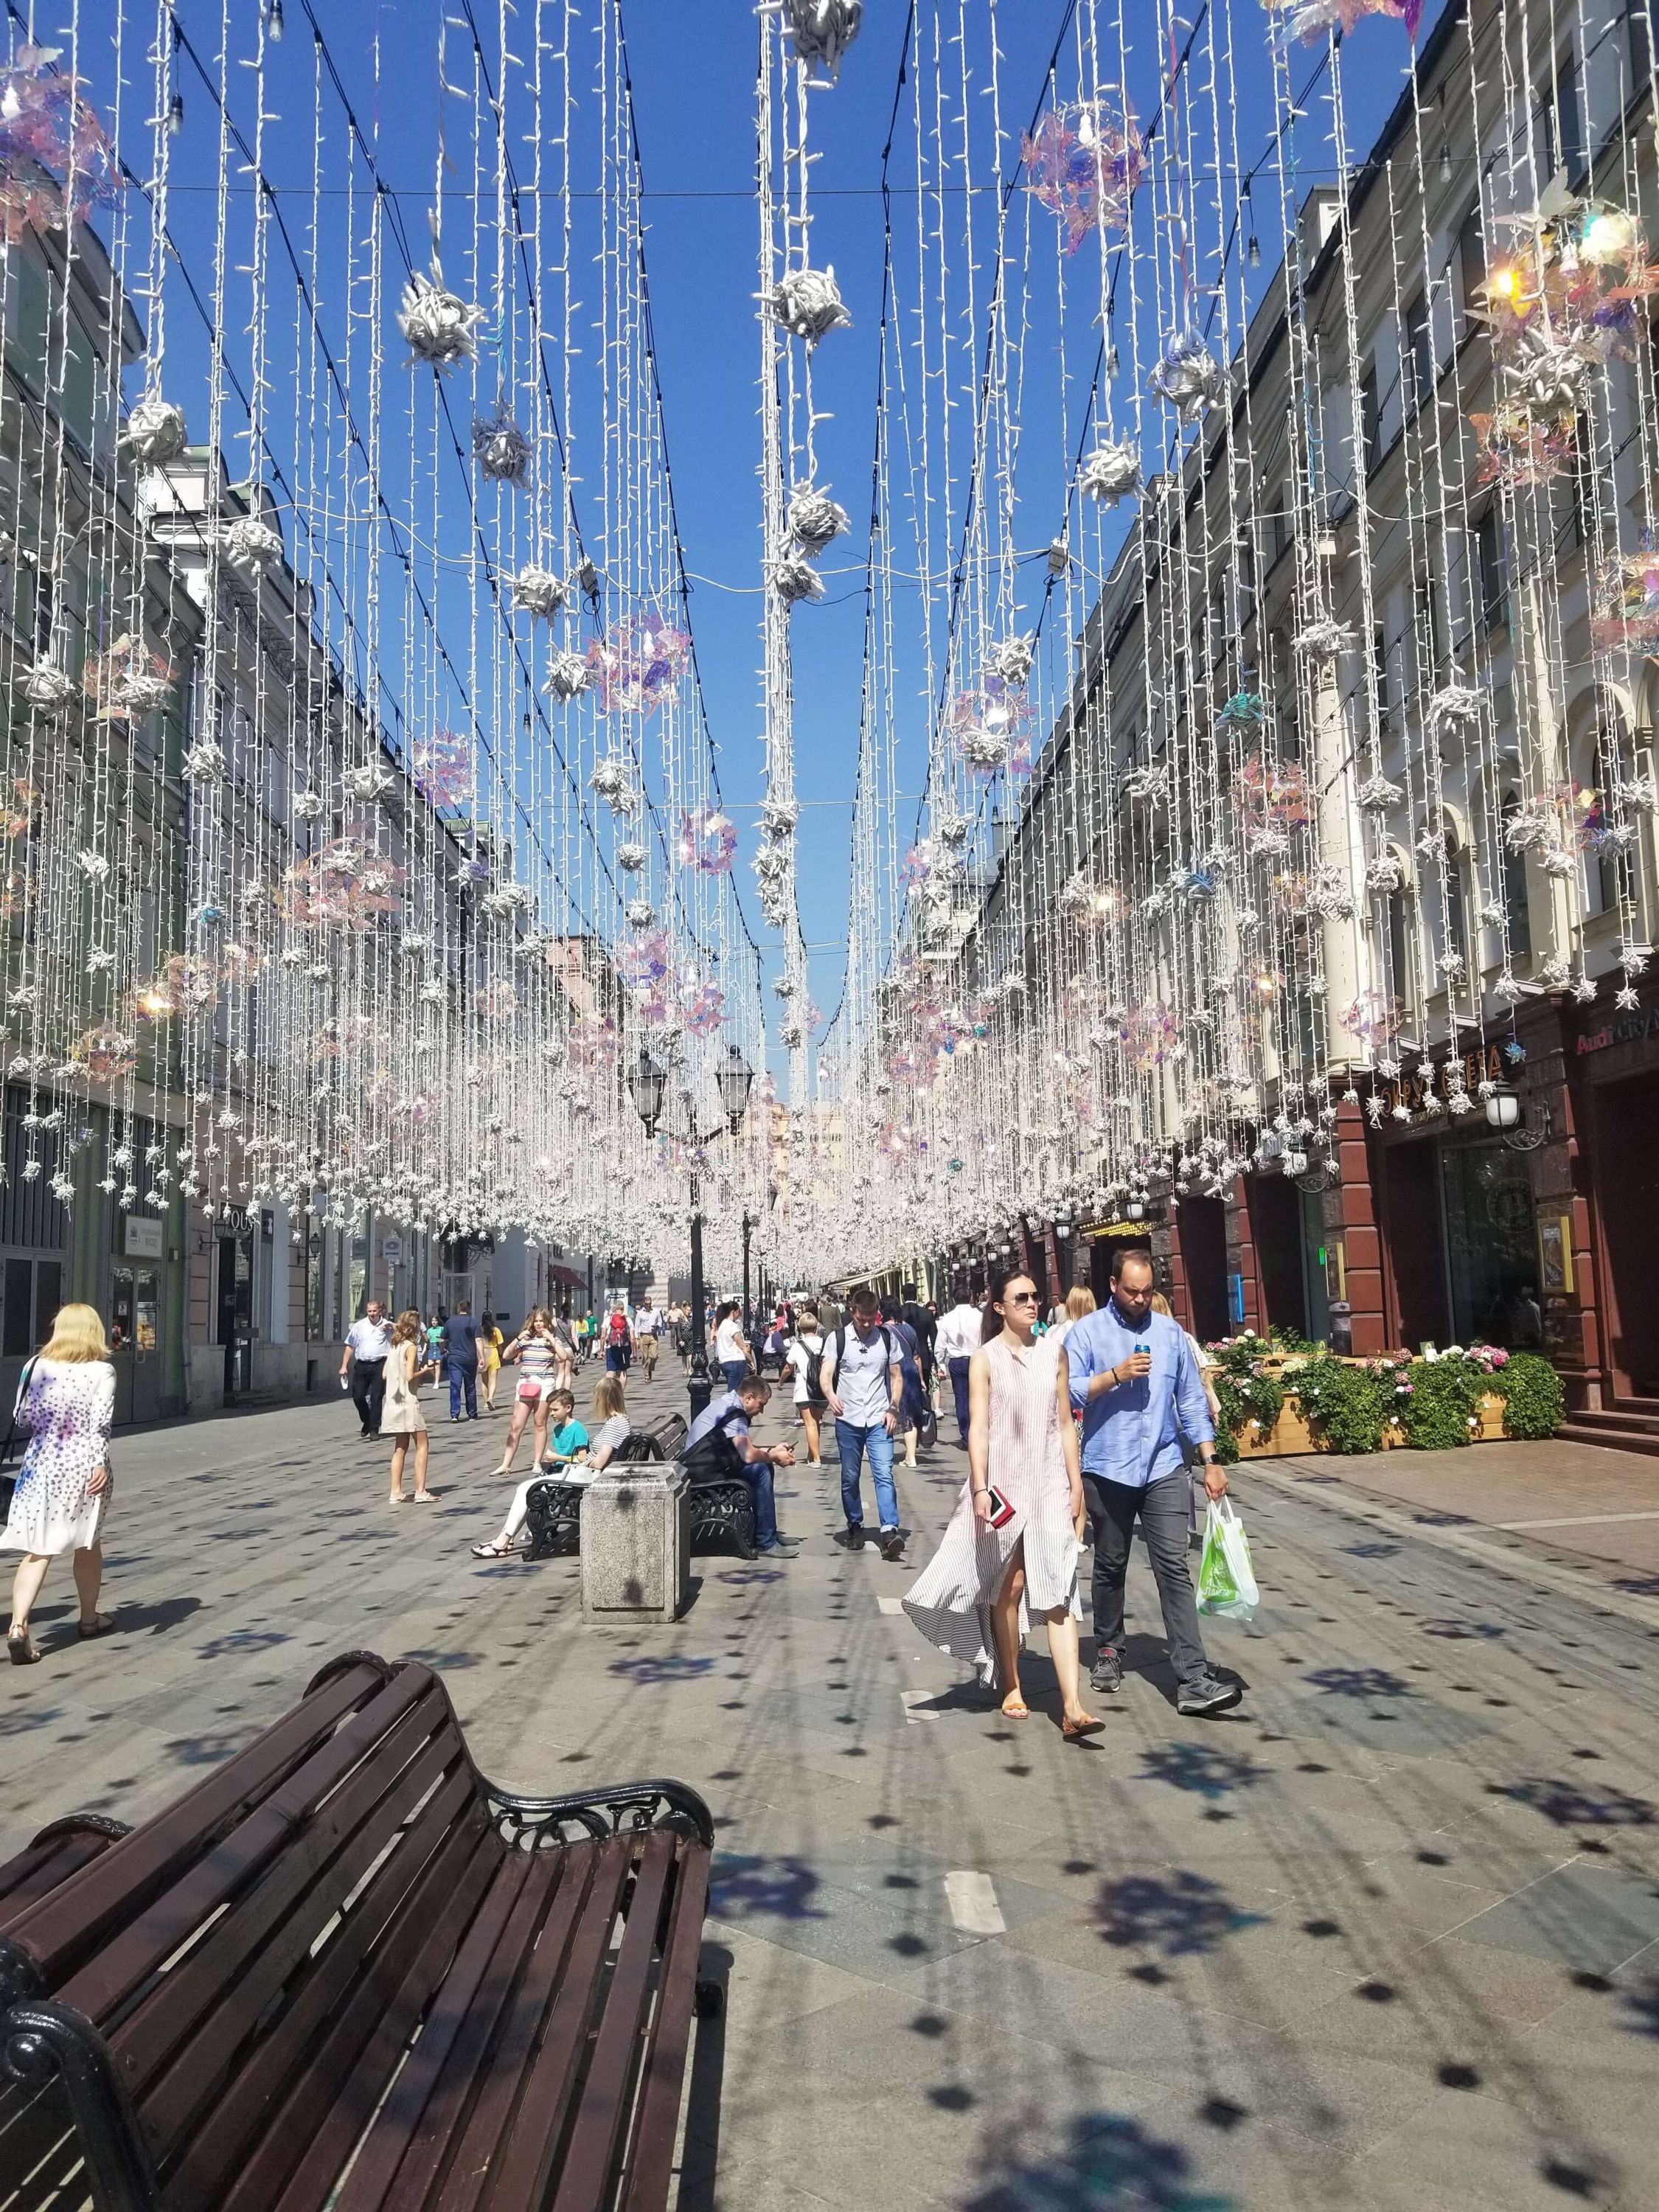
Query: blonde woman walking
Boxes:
[
  {"xmin": 903, "ymin": 1268, "xmax": 1100, "ymax": 1736},
  {"xmin": 4, "ymin": 1304, "xmax": 116, "ymax": 1663},
  {"xmin": 1050, "ymin": 1284, "xmax": 1096, "ymax": 1347},
  {"xmin": 384, "ymin": 1311, "xmax": 437, "ymax": 1505},
  {"xmin": 493, "ymin": 1308, "xmax": 560, "ymax": 1475}
]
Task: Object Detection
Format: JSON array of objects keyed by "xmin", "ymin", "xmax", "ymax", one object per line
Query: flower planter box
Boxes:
[{"xmin": 1231, "ymin": 1384, "xmax": 1514, "ymax": 1458}]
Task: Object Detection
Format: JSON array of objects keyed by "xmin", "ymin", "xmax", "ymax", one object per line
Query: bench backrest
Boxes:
[{"xmin": 0, "ymin": 1655, "xmax": 491, "ymax": 2211}]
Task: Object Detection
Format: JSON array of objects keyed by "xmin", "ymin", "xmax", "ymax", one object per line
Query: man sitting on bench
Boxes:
[{"xmin": 683, "ymin": 1377, "xmax": 799, "ymax": 1558}]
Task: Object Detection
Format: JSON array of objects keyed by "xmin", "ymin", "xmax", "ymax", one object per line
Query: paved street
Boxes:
[{"xmin": 4, "ymin": 1377, "xmax": 1659, "ymax": 2211}]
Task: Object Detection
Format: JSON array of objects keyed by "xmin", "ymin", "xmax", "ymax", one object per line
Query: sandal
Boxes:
[
  {"xmin": 389, "ymin": 1493, "xmax": 409, "ymax": 1506},
  {"xmin": 7, "ymin": 1628, "xmax": 41, "ymax": 1666},
  {"xmin": 411, "ymin": 1492, "xmax": 434, "ymax": 1503},
  {"xmin": 77, "ymin": 1613, "xmax": 116, "ymax": 1640},
  {"xmin": 471, "ymin": 1540, "xmax": 518, "ymax": 1559},
  {"xmin": 1001, "ymin": 1692, "xmax": 1029, "ymax": 1720},
  {"xmin": 1062, "ymin": 1712, "xmax": 1105, "ymax": 1741}
]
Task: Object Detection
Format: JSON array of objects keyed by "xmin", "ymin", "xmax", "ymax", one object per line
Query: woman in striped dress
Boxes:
[
  {"xmin": 491, "ymin": 1309, "xmax": 560, "ymax": 1476},
  {"xmin": 903, "ymin": 1269, "xmax": 1100, "ymax": 1736}
]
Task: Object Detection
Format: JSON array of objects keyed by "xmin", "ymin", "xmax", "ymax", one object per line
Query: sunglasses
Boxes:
[{"xmin": 1005, "ymin": 1290, "xmax": 1039, "ymax": 1305}]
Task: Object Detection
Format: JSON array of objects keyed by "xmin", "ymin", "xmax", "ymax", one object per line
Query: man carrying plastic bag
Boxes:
[{"xmin": 1197, "ymin": 1498, "xmax": 1260, "ymax": 1622}]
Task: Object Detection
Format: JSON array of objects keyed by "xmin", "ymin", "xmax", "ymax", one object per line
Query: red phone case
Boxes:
[{"xmin": 983, "ymin": 1484, "xmax": 1015, "ymax": 1528}]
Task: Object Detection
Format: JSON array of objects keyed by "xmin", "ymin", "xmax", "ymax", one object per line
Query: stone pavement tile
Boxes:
[
  {"xmin": 1447, "ymin": 1861, "xmax": 1659, "ymax": 1975},
  {"xmin": 1350, "ymin": 2081, "xmax": 1640, "ymax": 2212},
  {"xmin": 703, "ymin": 1925, "xmax": 888, "ymax": 2047},
  {"xmin": 704, "ymin": 1878, "xmax": 984, "ymax": 1981}
]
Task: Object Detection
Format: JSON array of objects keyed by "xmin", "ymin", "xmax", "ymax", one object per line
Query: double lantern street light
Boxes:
[{"xmin": 628, "ymin": 1040, "xmax": 755, "ymax": 1419}]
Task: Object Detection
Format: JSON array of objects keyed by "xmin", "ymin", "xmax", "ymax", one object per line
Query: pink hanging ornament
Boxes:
[
  {"xmin": 1021, "ymin": 99, "xmax": 1145, "ymax": 254},
  {"xmin": 678, "ymin": 807, "xmax": 738, "ymax": 876}
]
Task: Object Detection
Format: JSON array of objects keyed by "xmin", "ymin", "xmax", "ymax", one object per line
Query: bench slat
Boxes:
[
  {"xmin": 58, "ymin": 1670, "xmax": 439, "ymax": 2029},
  {"xmin": 552, "ymin": 1831, "xmax": 677, "ymax": 2212},
  {"xmin": 1, "ymin": 1660, "xmax": 389, "ymax": 1992},
  {"xmin": 619, "ymin": 1843, "xmax": 711, "ymax": 2212},
  {"xmin": 0, "ymin": 1832, "xmax": 118, "ymax": 1924},
  {"xmin": 196, "ymin": 1802, "xmax": 498, "ymax": 2212},
  {"xmin": 325, "ymin": 1848, "xmax": 539, "ymax": 2212},
  {"xmin": 363, "ymin": 1847, "xmax": 578, "ymax": 2212},
  {"xmin": 128, "ymin": 1728, "xmax": 469, "ymax": 2161},
  {"xmin": 461, "ymin": 1838, "xmax": 637, "ymax": 2212},
  {"xmin": 428, "ymin": 1839, "xmax": 625, "ymax": 2212}
]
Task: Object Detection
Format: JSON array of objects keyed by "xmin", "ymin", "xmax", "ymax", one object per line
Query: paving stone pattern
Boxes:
[{"xmin": 4, "ymin": 1375, "xmax": 1659, "ymax": 2211}]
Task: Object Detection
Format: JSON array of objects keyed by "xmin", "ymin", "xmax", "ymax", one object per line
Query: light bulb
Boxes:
[
  {"xmin": 265, "ymin": 0, "xmax": 284, "ymax": 37},
  {"xmin": 1437, "ymin": 141, "xmax": 1453, "ymax": 184},
  {"xmin": 167, "ymin": 91, "xmax": 184, "ymax": 134},
  {"xmin": 1246, "ymin": 234, "xmax": 1260, "ymax": 269}
]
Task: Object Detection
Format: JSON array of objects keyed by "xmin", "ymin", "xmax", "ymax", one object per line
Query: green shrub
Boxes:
[
  {"xmin": 1398, "ymin": 1354, "xmax": 1485, "ymax": 1450},
  {"xmin": 1209, "ymin": 1360, "xmax": 1284, "ymax": 1465},
  {"xmin": 1492, "ymin": 1352, "xmax": 1565, "ymax": 1439},
  {"xmin": 1289, "ymin": 1356, "xmax": 1393, "ymax": 1455}
]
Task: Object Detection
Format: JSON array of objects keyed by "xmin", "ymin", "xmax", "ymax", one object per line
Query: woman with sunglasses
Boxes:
[{"xmin": 903, "ymin": 1267, "xmax": 1100, "ymax": 1737}]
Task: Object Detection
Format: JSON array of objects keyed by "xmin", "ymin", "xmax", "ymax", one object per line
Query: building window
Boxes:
[
  {"xmin": 1371, "ymin": 622, "xmax": 1392, "ymax": 723},
  {"xmin": 1631, "ymin": 0, "xmax": 1658, "ymax": 95},
  {"xmin": 1359, "ymin": 361, "xmax": 1382, "ymax": 473},
  {"xmin": 1539, "ymin": 52, "xmax": 1587, "ymax": 190},
  {"xmin": 1, "ymin": 1253, "xmax": 60, "ymax": 1358},
  {"xmin": 1501, "ymin": 796, "xmax": 1533, "ymax": 959},
  {"xmin": 1593, "ymin": 716, "xmax": 1639, "ymax": 916},
  {"xmin": 1414, "ymin": 573, "xmax": 1444, "ymax": 685},
  {"xmin": 1443, "ymin": 837, "xmax": 1471, "ymax": 975},
  {"xmin": 1402, "ymin": 291, "xmax": 1433, "ymax": 417},
  {"xmin": 1455, "ymin": 203, "xmax": 1486, "ymax": 340},
  {"xmin": 1385, "ymin": 882, "xmax": 1416, "ymax": 1014},
  {"xmin": 1475, "ymin": 509, "xmax": 1507, "ymax": 631}
]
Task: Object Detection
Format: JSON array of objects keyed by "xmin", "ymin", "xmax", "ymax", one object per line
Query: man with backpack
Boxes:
[
  {"xmin": 819, "ymin": 1284, "xmax": 905, "ymax": 1560},
  {"xmin": 682, "ymin": 1375, "xmax": 798, "ymax": 1557}
]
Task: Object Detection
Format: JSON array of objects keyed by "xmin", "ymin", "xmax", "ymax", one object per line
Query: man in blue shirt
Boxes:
[
  {"xmin": 1066, "ymin": 1248, "xmax": 1242, "ymax": 1716},
  {"xmin": 442, "ymin": 1302, "xmax": 483, "ymax": 1422},
  {"xmin": 684, "ymin": 1377, "xmax": 799, "ymax": 1557}
]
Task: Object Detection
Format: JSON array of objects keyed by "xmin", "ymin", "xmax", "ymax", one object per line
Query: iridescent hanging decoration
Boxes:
[
  {"xmin": 0, "ymin": 43, "xmax": 122, "ymax": 242},
  {"xmin": 585, "ymin": 613, "xmax": 691, "ymax": 714},
  {"xmin": 678, "ymin": 807, "xmax": 739, "ymax": 876},
  {"xmin": 410, "ymin": 731, "xmax": 472, "ymax": 811},
  {"xmin": 1020, "ymin": 97, "xmax": 1145, "ymax": 254},
  {"xmin": 1149, "ymin": 332, "xmax": 1225, "ymax": 422}
]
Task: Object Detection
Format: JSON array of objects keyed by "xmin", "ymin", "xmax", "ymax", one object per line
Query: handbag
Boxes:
[
  {"xmin": 518, "ymin": 1377, "xmax": 544, "ymax": 1403},
  {"xmin": 0, "ymin": 1355, "xmax": 37, "ymax": 1525}
]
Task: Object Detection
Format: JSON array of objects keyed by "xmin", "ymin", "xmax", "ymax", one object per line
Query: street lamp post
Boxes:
[
  {"xmin": 628, "ymin": 1040, "xmax": 754, "ymax": 1422},
  {"xmin": 741, "ymin": 1210, "xmax": 756, "ymax": 1334}
]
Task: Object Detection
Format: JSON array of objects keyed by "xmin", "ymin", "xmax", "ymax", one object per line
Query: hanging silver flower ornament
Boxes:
[
  {"xmin": 397, "ymin": 262, "xmax": 486, "ymax": 372},
  {"xmin": 20, "ymin": 662, "xmax": 75, "ymax": 716},
  {"xmin": 787, "ymin": 484, "xmax": 851, "ymax": 559},
  {"xmin": 119, "ymin": 392, "xmax": 189, "ymax": 467},
  {"xmin": 1078, "ymin": 437, "xmax": 1143, "ymax": 505},
  {"xmin": 293, "ymin": 787, "xmax": 328, "ymax": 821},
  {"xmin": 616, "ymin": 843, "xmax": 647, "ymax": 874},
  {"xmin": 1425, "ymin": 683, "xmax": 1484, "ymax": 733},
  {"xmin": 772, "ymin": 552, "xmax": 824, "ymax": 605},
  {"xmin": 778, "ymin": 0, "xmax": 863, "ymax": 80},
  {"xmin": 985, "ymin": 633, "xmax": 1036, "ymax": 688},
  {"xmin": 342, "ymin": 762, "xmax": 394, "ymax": 803},
  {"xmin": 219, "ymin": 514, "xmax": 282, "ymax": 587},
  {"xmin": 508, "ymin": 563, "xmax": 566, "ymax": 619},
  {"xmin": 1150, "ymin": 333, "xmax": 1225, "ymax": 422},
  {"xmin": 1503, "ymin": 336, "xmax": 1594, "ymax": 417},
  {"xmin": 588, "ymin": 756, "xmax": 641, "ymax": 813},
  {"xmin": 759, "ymin": 797, "xmax": 801, "ymax": 839},
  {"xmin": 181, "ymin": 738, "xmax": 226, "ymax": 785},
  {"xmin": 1294, "ymin": 614, "xmax": 1357, "ymax": 661},
  {"xmin": 626, "ymin": 899, "xmax": 657, "ymax": 929},
  {"xmin": 546, "ymin": 650, "xmax": 591, "ymax": 701},
  {"xmin": 479, "ymin": 883, "xmax": 532, "ymax": 921},
  {"xmin": 115, "ymin": 663, "xmax": 175, "ymax": 717},
  {"xmin": 472, "ymin": 400, "xmax": 534, "ymax": 485},
  {"xmin": 769, "ymin": 264, "xmax": 852, "ymax": 347}
]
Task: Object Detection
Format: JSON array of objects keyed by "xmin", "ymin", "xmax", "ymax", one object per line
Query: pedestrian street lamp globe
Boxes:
[
  {"xmin": 1484, "ymin": 1086, "xmax": 1521, "ymax": 1132},
  {"xmin": 627, "ymin": 1047, "xmax": 667, "ymax": 1137},
  {"xmin": 715, "ymin": 1042, "xmax": 755, "ymax": 1133}
]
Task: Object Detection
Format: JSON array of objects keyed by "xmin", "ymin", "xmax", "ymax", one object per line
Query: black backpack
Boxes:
[{"xmin": 683, "ymin": 1402, "xmax": 749, "ymax": 1484}]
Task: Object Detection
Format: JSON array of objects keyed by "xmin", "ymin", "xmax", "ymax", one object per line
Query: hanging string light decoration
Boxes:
[
  {"xmin": 584, "ymin": 613, "xmax": 692, "ymax": 714},
  {"xmin": 471, "ymin": 397, "xmax": 535, "ymax": 484},
  {"xmin": 768, "ymin": 264, "xmax": 852, "ymax": 347},
  {"xmin": 396, "ymin": 260, "xmax": 486, "ymax": 371},
  {"xmin": 778, "ymin": 0, "xmax": 863, "ymax": 82},
  {"xmin": 411, "ymin": 731, "xmax": 472, "ymax": 811}
]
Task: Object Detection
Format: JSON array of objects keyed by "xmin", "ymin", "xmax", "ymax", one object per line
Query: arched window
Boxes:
[
  {"xmin": 1442, "ymin": 832, "xmax": 1471, "ymax": 976},
  {"xmin": 1593, "ymin": 709, "xmax": 1637, "ymax": 918},
  {"xmin": 1385, "ymin": 874, "xmax": 1416, "ymax": 1018}
]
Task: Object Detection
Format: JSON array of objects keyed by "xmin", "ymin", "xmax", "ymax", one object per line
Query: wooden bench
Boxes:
[
  {"xmin": 523, "ymin": 1412, "xmax": 689, "ymax": 1560},
  {"xmin": 0, "ymin": 1651, "xmax": 717, "ymax": 2212}
]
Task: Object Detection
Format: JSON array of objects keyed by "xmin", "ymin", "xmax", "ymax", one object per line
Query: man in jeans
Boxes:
[
  {"xmin": 684, "ymin": 1377, "xmax": 799, "ymax": 1558},
  {"xmin": 1065, "ymin": 1249, "xmax": 1241, "ymax": 1717},
  {"xmin": 442, "ymin": 1301, "xmax": 482, "ymax": 1422},
  {"xmin": 821, "ymin": 1284, "xmax": 905, "ymax": 1561},
  {"xmin": 932, "ymin": 1285, "xmax": 983, "ymax": 1447}
]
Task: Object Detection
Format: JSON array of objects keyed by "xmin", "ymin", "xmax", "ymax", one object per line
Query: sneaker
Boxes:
[
  {"xmin": 1176, "ymin": 1672, "xmax": 1243, "ymax": 1717},
  {"xmin": 1091, "ymin": 1646, "xmax": 1122, "ymax": 1694},
  {"xmin": 844, "ymin": 1522, "xmax": 865, "ymax": 1551},
  {"xmin": 756, "ymin": 1540, "xmax": 798, "ymax": 1557},
  {"xmin": 878, "ymin": 1527, "xmax": 905, "ymax": 1562}
]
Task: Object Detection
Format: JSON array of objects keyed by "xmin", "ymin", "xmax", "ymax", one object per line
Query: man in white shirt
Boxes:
[
  {"xmin": 633, "ymin": 1294, "xmax": 665, "ymax": 1380},
  {"xmin": 820, "ymin": 1284, "xmax": 905, "ymax": 1559},
  {"xmin": 339, "ymin": 1300, "xmax": 392, "ymax": 1440},
  {"xmin": 933, "ymin": 1287, "xmax": 984, "ymax": 1449}
]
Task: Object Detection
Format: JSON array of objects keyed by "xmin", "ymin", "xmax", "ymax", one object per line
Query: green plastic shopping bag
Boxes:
[{"xmin": 1197, "ymin": 1498, "xmax": 1259, "ymax": 1621}]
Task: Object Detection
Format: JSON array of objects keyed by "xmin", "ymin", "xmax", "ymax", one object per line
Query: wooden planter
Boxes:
[{"xmin": 1226, "ymin": 1379, "xmax": 1513, "ymax": 1458}]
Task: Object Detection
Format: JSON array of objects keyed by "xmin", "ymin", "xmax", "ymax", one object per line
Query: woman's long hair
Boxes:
[
  {"xmin": 41, "ymin": 1302, "xmax": 109, "ymax": 1363},
  {"xmin": 591, "ymin": 1373, "xmax": 627, "ymax": 1423},
  {"xmin": 1065, "ymin": 1285, "xmax": 1097, "ymax": 1324},
  {"xmin": 980, "ymin": 1267, "xmax": 1035, "ymax": 1346},
  {"xmin": 392, "ymin": 1310, "xmax": 422, "ymax": 1346}
]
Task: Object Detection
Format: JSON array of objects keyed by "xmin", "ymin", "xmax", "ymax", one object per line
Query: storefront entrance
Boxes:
[
  {"xmin": 111, "ymin": 1264, "xmax": 162, "ymax": 1425},
  {"xmin": 1590, "ymin": 1067, "xmax": 1659, "ymax": 1397},
  {"xmin": 1176, "ymin": 1195, "xmax": 1228, "ymax": 1342},
  {"xmin": 218, "ymin": 1226, "xmax": 254, "ymax": 1399},
  {"xmin": 1440, "ymin": 1143, "xmax": 1542, "ymax": 1353}
]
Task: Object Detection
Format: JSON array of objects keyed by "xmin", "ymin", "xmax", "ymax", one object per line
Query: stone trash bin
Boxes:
[{"xmin": 580, "ymin": 1462, "xmax": 691, "ymax": 1624}]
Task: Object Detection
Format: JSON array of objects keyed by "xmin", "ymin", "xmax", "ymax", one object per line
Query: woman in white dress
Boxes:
[
  {"xmin": 4, "ymin": 1303, "xmax": 117, "ymax": 1663},
  {"xmin": 903, "ymin": 1269, "xmax": 1100, "ymax": 1736},
  {"xmin": 383, "ymin": 1310, "xmax": 437, "ymax": 1505},
  {"xmin": 785, "ymin": 1308, "xmax": 827, "ymax": 1467}
]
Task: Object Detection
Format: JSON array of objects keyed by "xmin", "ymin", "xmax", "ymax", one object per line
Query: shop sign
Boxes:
[
  {"xmin": 1380, "ymin": 1043, "xmax": 1504, "ymax": 1118},
  {"xmin": 1576, "ymin": 1005, "xmax": 1659, "ymax": 1057},
  {"xmin": 123, "ymin": 1216, "xmax": 164, "ymax": 1260},
  {"xmin": 382, "ymin": 1234, "xmax": 403, "ymax": 1265},
  {"xmin": 1081, "ymin": 1219, "xmax": 1147, "ymax": 1239}
]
